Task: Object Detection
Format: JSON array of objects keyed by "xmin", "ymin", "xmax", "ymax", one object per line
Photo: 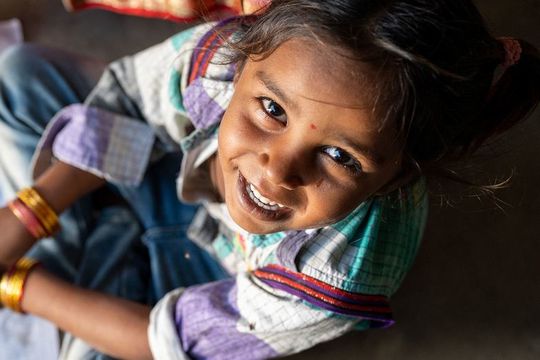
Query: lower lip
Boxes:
[{"xmin": 236, "ymin": 173, "xmax": 292, "ymax": 222}]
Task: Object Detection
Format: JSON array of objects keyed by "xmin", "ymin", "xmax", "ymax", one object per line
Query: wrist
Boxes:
[
  {"xmin": 8, "ymin": 187, "xmax": 60, "ymax": 240},
  {"xmin": 0, "ymin": 207, "xmax": 36, "ymax": 270},
  {"xmin": 0, "ymin": 186, "xmax": 61, "ymax": 270},
  {"xmin": 0, "ymin": 257, "xmax": 40, "ymax": 313}
]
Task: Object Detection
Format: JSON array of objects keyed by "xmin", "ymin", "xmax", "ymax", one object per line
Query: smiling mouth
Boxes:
[
  {"xmin": 246, "ymin": 182, "xmax": 285, "ymax": 211},
  {"xmin": 237, "ymin": 173, "xmax": 292, "ymax": 221}
]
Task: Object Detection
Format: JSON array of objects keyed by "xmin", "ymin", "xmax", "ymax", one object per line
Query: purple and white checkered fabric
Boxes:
[{"xmin": 34, "ymin": 104, "xmax": 155, "ymax": 186}]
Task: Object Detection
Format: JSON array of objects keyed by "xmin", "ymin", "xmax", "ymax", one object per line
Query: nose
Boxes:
[{"xmin": 258, "ymin": 142, "xmax": 312, "ymax": 190}]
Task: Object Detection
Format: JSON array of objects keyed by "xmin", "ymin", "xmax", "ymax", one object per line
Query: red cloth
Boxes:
[{"xmin": 62, "ymin": 0, "xmax": 271, "ymax": 22}]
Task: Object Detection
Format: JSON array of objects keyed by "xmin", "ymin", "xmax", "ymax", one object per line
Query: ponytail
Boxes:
[{"xmin": 477, "ymin": 39, "xmax": 540, "ymax": 149}]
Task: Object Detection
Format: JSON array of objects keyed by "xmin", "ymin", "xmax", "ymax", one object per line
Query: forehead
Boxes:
[{"xmin": 244, "ymin": 38, "xmax": 374, "ymax": 114}]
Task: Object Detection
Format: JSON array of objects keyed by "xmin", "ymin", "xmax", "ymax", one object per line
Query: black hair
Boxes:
[{"xmin": 225, "ymin": 0, "xmax": 540, "ymax": 179}]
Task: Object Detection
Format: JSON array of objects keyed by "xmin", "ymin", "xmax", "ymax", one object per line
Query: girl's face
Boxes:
[{"xmin": 215, "ymin": 39, "xmax": 405, "ymax": 234}]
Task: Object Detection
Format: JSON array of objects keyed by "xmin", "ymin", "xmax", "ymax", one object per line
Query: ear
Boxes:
[{"xmin": 375, "ymin": 157, "xmax": 421, "ymax": 195}]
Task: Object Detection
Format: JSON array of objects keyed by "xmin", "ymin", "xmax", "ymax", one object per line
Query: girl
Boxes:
[{"xmin": 0, "ymin": 0, "xmax": 539, "ymax": 359}]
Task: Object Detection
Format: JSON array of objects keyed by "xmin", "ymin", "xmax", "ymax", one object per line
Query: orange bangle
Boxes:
[{"xmin": 0, "ymin": 258, "xmax": 40, "ymax": 313}]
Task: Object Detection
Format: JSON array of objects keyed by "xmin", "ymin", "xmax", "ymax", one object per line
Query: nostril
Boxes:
[
  {"xmin": 258, "ymin": 153, "xmax": 270, "ymax": 164},
  {"xmin": 283, "ymin": 175, "xmax": 304, "ymax": 189},
  {"xmin": 259, "ymin": 149, "xmax": 305, "ymax": 189},
  {"xmin": 265, "ymin": 165, "xmax": 304, "ymax": 189}
]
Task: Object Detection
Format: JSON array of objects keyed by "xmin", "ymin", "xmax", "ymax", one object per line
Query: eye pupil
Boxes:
[
  {"xmin": 322, "ymin": 146, "xmax": 361, "ymax": 174},
  {"xmin": 327, "ymin": 148, "xmax": 350, "ymax": 163},
  {"xmin": 261, "ymin": 98, "xmax": 284, "ymax": 117},
  {"xmin": 267, "ymin": 101, "xmax": 283, "ymax": 116}
]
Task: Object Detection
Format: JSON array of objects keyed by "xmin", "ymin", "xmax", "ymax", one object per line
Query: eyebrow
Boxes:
[{"xmin": 255, "ymin": 70, "xmax": 298, "ymax": 111}]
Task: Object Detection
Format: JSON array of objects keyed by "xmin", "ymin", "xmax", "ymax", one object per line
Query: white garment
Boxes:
[{"xmin": 0, "ymin": 19, "xmax": 22, "ymax": 53}]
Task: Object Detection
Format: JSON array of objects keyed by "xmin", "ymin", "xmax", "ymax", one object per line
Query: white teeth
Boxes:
[{"xmin": 247, "ymin": 183, "xmax": 285, "ymax": 210}]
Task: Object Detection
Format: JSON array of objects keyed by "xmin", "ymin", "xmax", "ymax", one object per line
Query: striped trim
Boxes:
[
  {"xmin": 253, "ymin": 264, "xmax": 394, "ymax": 325},
  {"xmin": 188, "ymin": 17, "xmax": 240, "ymax": 85}
]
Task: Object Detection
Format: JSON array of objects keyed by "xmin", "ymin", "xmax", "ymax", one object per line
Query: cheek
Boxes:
[
  {"xmin": 305, "ymin": 182, "xmax": 367, "ymax": 226},
  {"xmin": 218, "ymin": 102, "xmax": 260, "ymax": 163}
]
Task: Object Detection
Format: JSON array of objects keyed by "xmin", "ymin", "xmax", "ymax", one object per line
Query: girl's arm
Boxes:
[
  {"xmin": 0, "ymin": 161, "xmax": 105, "ymax": 270},
  {"xmin": 22, "ymin": 267, "xmax": 152, "ymax": 360},
  {"xmin": 33, "ymin": 161, "xmax": 106, "ymax": 215}
]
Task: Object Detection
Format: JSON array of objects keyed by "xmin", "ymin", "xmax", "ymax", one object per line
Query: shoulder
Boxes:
[
  {"xmin": 129, "ymin": 20, "xmax": 239, "ymax": 143},
  {"xmin": 251, "ymin": 178, "xmax": 428, "ymax": 327}
]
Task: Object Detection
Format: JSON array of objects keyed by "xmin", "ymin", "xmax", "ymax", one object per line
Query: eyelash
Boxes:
[
  {"xmin": 322, "ymin": 146, "xmax": 363, "ymax": 175},
  {"xmin": 255, "ymin": 97, "xmax": 363, "ymax": 176},
  {"xmin": 257, "ymin": 97, "xmax": 287, "ymax": 125}
]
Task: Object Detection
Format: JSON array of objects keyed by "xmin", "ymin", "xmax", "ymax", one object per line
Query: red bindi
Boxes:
[{"xmin": 310, "ymin": 123, "xmax": 317, "ymax": 130}]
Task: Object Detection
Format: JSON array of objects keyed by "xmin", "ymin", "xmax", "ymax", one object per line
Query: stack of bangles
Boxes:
[
  {"xmin": 0, "ymin": 187, "xmax": 59, "ymax": 312},
  {"xmin": 7, "ymin": 187, "xmax": 60, "ymax": 239}
]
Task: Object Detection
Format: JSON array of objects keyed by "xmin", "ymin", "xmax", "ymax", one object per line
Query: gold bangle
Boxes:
[
  {"xmin": 0, "ymin": 271, "xmax": 11, "ymax": 308},
  {"xmin": 17, "ymin": 188, "xmax": 60, "ymax": 236},
  {"xmin": 0, "ymin": 258, "xmax": 40, "ymax": 313}
]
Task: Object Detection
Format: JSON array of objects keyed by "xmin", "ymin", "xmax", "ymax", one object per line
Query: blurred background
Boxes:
[{"xmin": 0, "ymin": 0, "xmax": 538, "ymax": 359}]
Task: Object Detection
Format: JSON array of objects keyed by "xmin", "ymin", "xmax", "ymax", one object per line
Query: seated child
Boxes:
[{"xmin": 0, "ymin": 0, "xmax": 538, "ymax": 359}]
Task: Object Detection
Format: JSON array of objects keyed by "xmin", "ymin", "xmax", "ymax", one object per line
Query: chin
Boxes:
[
  {"xmin": 233, "ymin": 215, "xmax": 281, "ymax": 235},
  {"xmin": 227, "ymin": 207, "xmax": 286, "ymax": 235}
]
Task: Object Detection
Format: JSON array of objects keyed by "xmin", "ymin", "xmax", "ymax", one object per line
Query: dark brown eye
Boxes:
[
  {"xmin": 261, "ymin": 98, "xmax": 287, "ymax": 124},
  {"xmin": 322, "ymin": 146, "xmax": 362, "ymax": 174}
]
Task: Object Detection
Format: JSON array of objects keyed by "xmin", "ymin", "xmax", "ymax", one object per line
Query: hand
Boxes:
[{"xmin": 0, "ymin": 205, "xmax": 36, "ymax": 271}]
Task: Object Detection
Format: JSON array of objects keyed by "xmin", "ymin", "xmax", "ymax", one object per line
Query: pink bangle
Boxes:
[
  {"xmin": 7, "ymin": 199, "xmax": 48, "ymax": 239},
  {"xmin": 16, "ymin": 188, "xmax": 60, "ymax": 236}
]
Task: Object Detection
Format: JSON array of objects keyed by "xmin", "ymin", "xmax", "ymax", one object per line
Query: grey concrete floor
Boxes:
[{"xmin": 1, "ymin": 1, "xmax": 539, "ymax": 359}]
